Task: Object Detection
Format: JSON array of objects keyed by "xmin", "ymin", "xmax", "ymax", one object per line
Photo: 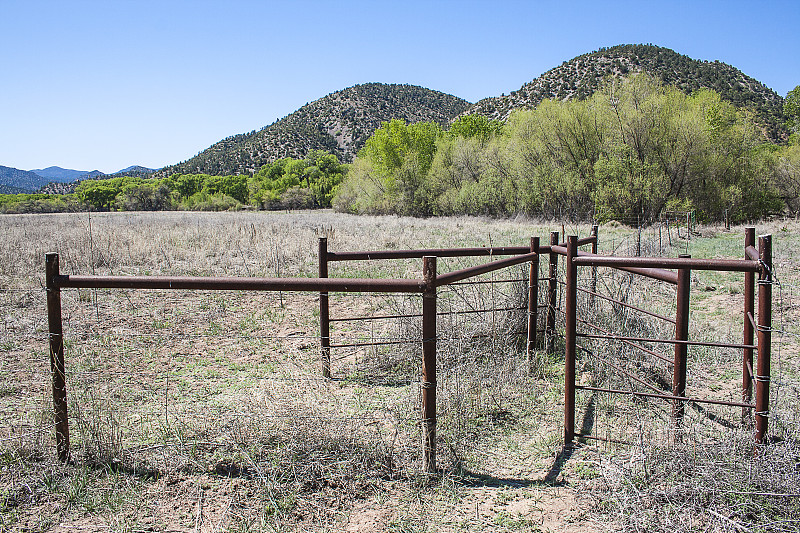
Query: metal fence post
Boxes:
[
  {"xmin": 319, "ymin": 238, "xmax": 331, "ymax": 378},
  {"xmin": 743, "ymin": 227, "xmax": 755, "ymax": 423},
  {"xmin": 672, "ymin": 254, "xmax": 691, "ymax": 428},
  {"xmin": 46, "ymin": 253, "xmax": 70, "ymax": 462},
  {"xmin": 422, "ymin": 256, "xmax": 437, "ymax": 473},
  {"xmin": 590, "ymin": 224, "xmax": 598, "ymax": 307},
  {"xmin": 546, "ymin": 231, "xmax": 559, "ymax": 353},
  {"xmin": 527, "ymin": 236, "xmax": 540, "ymax": 373},
  {"xmin": 755, "ymin": 235, "xmax": 772, "ymax": 445},
  {"xmin": 564, "ymin": 236, "xmax": 578, "ymax": 445}
]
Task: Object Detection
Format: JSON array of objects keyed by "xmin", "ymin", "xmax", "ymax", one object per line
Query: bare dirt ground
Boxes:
[{"xmin": 1, "ymin": 211, "xmax": 798, "ymax": 532}]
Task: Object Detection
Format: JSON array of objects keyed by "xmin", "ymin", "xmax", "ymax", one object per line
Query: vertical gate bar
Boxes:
[
  {"xmin": 590, "ymin": 224, "xmax": 598, "ymax": 307},
  {"xmin": 743, "ymin": 227, "xmax": 755, "ymax": 423},
  {"xmin": 46, "ymin": 253, "xmax": 70, "ymax": 462},
  {"xmin": 755, "ymin": 234, "xmax": 772, "ymax": 445},
  {"xmin": 527, "ymin": 236, "xmax": 540, "ymax": 373},
  {"xmin": 672, "ymin": 255, "xmax": 691, "ymax": 428},
  {"xmin": 319, "ymin": 238, "xmax": 331, "ymax": 378},
  {"xmin": 564, "ymin": 236, "xmax": 578, "ymax": 445},
  {"xmin": 546, "ymin": 231, "xmax": 559, "ymax": 353},
  {"xmin": 422, "ymin": 256, "xmax": 437, "ymax": 473}
]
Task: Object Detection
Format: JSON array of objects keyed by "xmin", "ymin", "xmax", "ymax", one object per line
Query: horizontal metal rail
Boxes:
[
  {"xmin": 746, "ymin": 245, "xmax": 759, "ymax": 261},
  {"xmin": 558, "ymin": 235, "xmax": 597, "ymax": 248},
  {"xmin": 573, "ymin": 255, "xmax": 760, "ymax": 273},
  {"xmin": 327, "ymin": 246, "xmax": 532, "ymax": 261},
  {"xmin": 449, "ymin": 278, "xmax": 527, "ymax": 286},
  {"xmin": 577, "ymin": 332, "xmax": 757, "ymax": 350},
  {"xmin": 576, "ymin": 385, "xmax": 756, "ymax": 409},
  {"xmin": 53, "ymin": 274, "xmax": 425, "ymax": 294},
  {"xmin": 435, "ymin": 252, "xmax": 538, "ymax": 287},
  {"xmin": 551, "ymin": 246, "xmax": 678, "ymax": 284}
]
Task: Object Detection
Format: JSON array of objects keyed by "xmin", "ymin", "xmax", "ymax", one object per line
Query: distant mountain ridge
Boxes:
[
  {"xmin": 465, "ymin": 44, "xmax": 786, "ymax": 142},
  {"xmin": 0, "ymin": 165, "xmax": 156, "ymax": 194},
  {"xmin": 158, "ymin": 83, "xmax": 471, "ymax": 176},
  {"xmin": 0, "ymin": 166, "xmax": 55, "ymax": 192}
]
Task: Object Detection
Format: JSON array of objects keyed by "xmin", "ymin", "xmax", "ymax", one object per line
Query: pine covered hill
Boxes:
[
  {"xmin": 465, "ymin": 44, "xmax": 786, "ymax": 142},
  {"xmin": 159, "ymin": 83, "xmax": 471, "ymax": 176}
]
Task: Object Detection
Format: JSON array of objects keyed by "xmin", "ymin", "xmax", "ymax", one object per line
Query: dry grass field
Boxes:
[{"xmin": 1, "ymin": 210, "xmax": 798, "ymax": 532}]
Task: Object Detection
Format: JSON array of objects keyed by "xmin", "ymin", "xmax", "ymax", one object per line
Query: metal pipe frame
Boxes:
[
  {"xmin": 46, "ymin": 253, "xmax": 70, "ymax": 463},
  {"xmin": 527, "ymin": 236, "xmax": 540, "ymax": 373},
  {"xmin": 755, "ymin": 235, "xmax": 772, "ymax": 445},
  {"xmin": 422, "ymin": 257, "xmax": 437, "ymax": 473},
  {"xmin": 564, "ymin": 236, "xmax": 578, "ymax": 445},
  {"xmin": 319, "ymin": 238, "xmax": 331, "ymax": 378},
  {"xmin": 54, "ymin": 274, "xmax": 426, "ymax": 293},
  {"xmin": 672, "ymin": 255, "xmax": 691, "ymax": 427},
  {"xmin": 327, "ymin": 246, "xmax": 531, "ymax": 262}
]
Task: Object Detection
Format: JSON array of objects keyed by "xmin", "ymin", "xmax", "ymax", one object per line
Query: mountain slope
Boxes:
[
  {"xmin": 465, "ymin": 44, "xmax": 786, "ymax": 142},
  {"xmin": 31, "ymin": 166, "xmax": 93, "ymax": 182},
  {"xmin": 0, "ymin": 166, "xmax": 54, "ymax": 192},
  {"xmin": 160, "ymin": 83, "xmax": 471, "ymax": 176}
]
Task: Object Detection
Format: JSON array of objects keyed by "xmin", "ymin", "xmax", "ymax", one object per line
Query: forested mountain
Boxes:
[
  {"xmin": 31, "ymin": 166, "xmax": 97, "ymax": 182},
  {"xmin": 158, "ymin": 83, "xmax": 471, "ymax": 176},
  {"xmin": 466, "ymin": 44, "xmax": 786, "ymax": 142},
  {"xmin": 0, "ymin": 166, "xmax": 53, "ymax": 192}
]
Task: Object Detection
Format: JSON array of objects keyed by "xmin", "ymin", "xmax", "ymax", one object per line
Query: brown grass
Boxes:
[{"xmin": 1, "ymin": 211, "xmax": 798, "ymax": 532}]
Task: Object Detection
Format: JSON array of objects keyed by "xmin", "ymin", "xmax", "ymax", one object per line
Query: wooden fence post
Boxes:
[{"xmin": 46, "ymin": 253, "xmax": 70, "ymax": 462}]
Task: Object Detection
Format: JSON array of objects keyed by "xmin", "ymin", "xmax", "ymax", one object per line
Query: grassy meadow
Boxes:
[{"xmin": 1, "ymin": 210, "xmax": 798, "ymax": 532}]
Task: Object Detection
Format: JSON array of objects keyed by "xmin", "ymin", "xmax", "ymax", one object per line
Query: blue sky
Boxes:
[{"xmin": 1, "ymin": 0, "xmax": 798, "ymax": 174}]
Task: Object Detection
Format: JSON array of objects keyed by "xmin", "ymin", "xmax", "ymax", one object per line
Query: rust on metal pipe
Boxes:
[
  {"xmin": 743, "ymin": 228, "xmax": 755, "ymax": 422},
  {"xmin": 46, "ymin": 253, "xmax": 70, "ymax": 463},
  {"xmin": 554, "ymin": 246, "xmax": 679, "ymax": 284},
  {"xmin": 745, "ymin": 245, "xmax": 759, "ymax": 262},
  {"xmin": 564, "ymin": 236, "xmax": 578, "ymax": 445},
  {"xmin": 422, "ymin": 257, "xmax": 437, "ymax": 473},
  {"xmin": 573, "ymin": 255, "xmax": 759, "ymax": 273},
  {"xmin": 590, "ymin": 225, "xmax": 598, "ymax": 307},
  {"xmin": 328, "ymin": 246, "xmax": 531, "ymax": 262},
  {"xmin": 546, "ymin": 232, "xmax": 559, "ymax": 353},
  {"xmin": 319, "ymin": 238, "xmax": 331, "ymax": 378},
  {"xmin": 755, "ymin": 234, "xmax": 772, "ymax": 445},
  {"xmin": 527, "ymin": 236, "xmax": 540, "ymax": 373},
  {"xmin": 54, "ymin": 274, "xmax": 426, "ymax": 294},
  {"xmin": 434, "ymin": 251, "xmax": 537, "ymax": 287},
  {"xmin": 672, "ymin": 255, "xmax": 691, "ymax": 427}
]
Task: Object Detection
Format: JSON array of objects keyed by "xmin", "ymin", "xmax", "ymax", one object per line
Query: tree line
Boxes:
[
  {"xmin": 335, "ymin": 75, "xmax": 799, "ymax": 223},
  {"xmin": 3, "ymin": 75, "xmax": 799, "ymax": 221},
  {"xmin": 0, "ymin": 150, "xmax": 346, "ymax": 214}
]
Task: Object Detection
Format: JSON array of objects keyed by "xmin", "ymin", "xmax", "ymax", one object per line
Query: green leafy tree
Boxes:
[{"xmin": 785, "ymin": 85, "xmax": 800, "ymax": 141}]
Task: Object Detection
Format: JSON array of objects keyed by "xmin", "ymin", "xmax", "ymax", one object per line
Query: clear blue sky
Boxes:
[{"xmin": 1, "ymin": 0, "xmax": 798, "ymax": 174}]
